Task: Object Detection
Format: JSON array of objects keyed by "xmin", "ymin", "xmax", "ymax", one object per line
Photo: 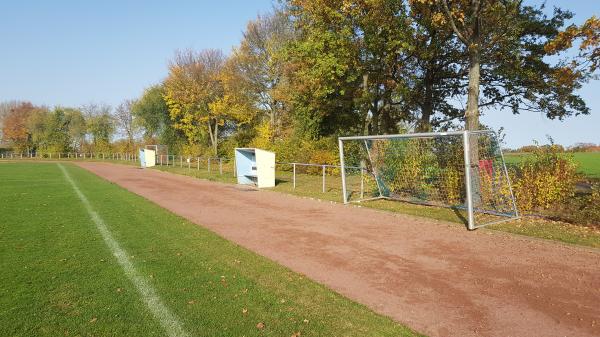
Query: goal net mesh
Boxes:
[{"xmin": 340, "ymin": 131, "xmax": 518, "ymax": 228}]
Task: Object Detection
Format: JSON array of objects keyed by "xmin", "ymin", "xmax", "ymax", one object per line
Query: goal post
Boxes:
[{"xmin": 338, "ymin": 130, "xmax": 519, "ymax": 230}]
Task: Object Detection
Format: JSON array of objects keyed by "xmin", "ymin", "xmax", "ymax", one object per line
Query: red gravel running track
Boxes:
[{"xmin": 77, "ymin": 162, "xmax": 600, "ymax": 337}]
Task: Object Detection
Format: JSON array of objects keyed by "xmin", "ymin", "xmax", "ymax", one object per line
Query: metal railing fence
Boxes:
[{"xmin": 0, "ymin": 151, "xmax": 365, "ymax": 198}]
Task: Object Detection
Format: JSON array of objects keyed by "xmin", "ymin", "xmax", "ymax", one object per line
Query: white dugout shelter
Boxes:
[
  {"xmin": 138, "ymin": 148, "xmax": 156, "ymax": 168},
  {"xmin": 234, "ymin": 148, "xmax": 275, "ymax": 188}
]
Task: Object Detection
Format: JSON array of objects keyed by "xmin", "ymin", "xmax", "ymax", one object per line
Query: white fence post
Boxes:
[
  {"xmin": 322, "ymin": 165, "xmax": 326, "ymax": 193},
  {"xmin": 219, "ymin": 158, "xmax": 223, "ymax": 175},
  {"xmin": 293, "ymin": 163, "xmax": 296, "ymax": 190},
  {"xmin": 360, "ymin": 168, "xmax": 364, "ymax": 199},
  {"xmin": 208, "ymin": 158, "xmax": 211, "ymax": 173},
  {"xmin": 338, "ymin": 138, "xmax": 348, "ymax": 204}
]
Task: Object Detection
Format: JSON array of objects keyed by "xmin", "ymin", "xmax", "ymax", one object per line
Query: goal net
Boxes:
[{"xmin": 338, "ymin": 130, "xmax": 518, "ymax": 229}]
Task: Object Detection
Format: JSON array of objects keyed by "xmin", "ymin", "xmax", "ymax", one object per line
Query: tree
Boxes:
[
  {"xmin": 164, "ymin": 49, "xmax": 230, "ymax": 155},
  {"xmin": 437, "ymin": 0, "xmax": 592, "ymax": 131},
  {"xmin": 1, "ymin": 102, "xmax": 37, "ymax": 153},
  {"xmin": 284, "ymin": 0, "xmax": 460, "ymax": 135},
  {"xmin": 114, "ymin": 99, "xmax": 137, "ymax": 151},
  {"xmin": 26, "ymin": 108, "xmax": 50, "ymax": 152},
  {"xmin": 347, "ymin": 0, "xmax": 415, "ymax": 135},
  {"xmin": 81, "ymin": 103, "xmax": 114, "ymax": 152},
  {"xmin": 0, "ymin": 101, "xmax": 22, "ymax": 142},
  {"xmin": 403, "ymin": 1, "xmax": 467, "ymax": 131},
  {"xmin": 226, "ymin": 10, "xmax": 295, "ymax": 139},
  {"xmin": 132, "ymin": 85, "xmax": 165, "ymax": 141},
  {"xmin": 28, "ymin": 108, "xmax": 75, "ymax": 154},
  {"xmin": 545, "ymin": 15, "xmax": 600, "ymax": 73},
  {"xmin": 131, "ymin": 84, "xmax": 184, "ymax": 152},
  {"xmin": 284, "ymin": 0, "xmax": 410, "ymax": 137},
  {"xmin": 63, "ymin": 108, "xmax": 87, "ymax": 152}
]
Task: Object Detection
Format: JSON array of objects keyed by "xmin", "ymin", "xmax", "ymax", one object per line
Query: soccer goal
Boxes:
[
  {"xmin": 145, "ymin": 145, "xmax": 169, "ymax": 165},
  {"xmin": 338, "ymin": 130, "xmax": 519, "ymax": 230}
]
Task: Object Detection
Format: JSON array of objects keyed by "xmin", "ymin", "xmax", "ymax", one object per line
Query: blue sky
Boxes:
[{"xmin": 0, "ymin": 0, "xmax": 598, "ymax": 148}]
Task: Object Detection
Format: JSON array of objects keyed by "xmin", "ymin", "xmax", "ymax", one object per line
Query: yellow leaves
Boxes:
[
  {"xmin": 441, "ymin": 167, "xmax": 462, "ymax": 205},
  {"xmin": 431, "ymin": 12, "xmax": 447, "ymax": 26},
  {"xmin": 453, "ymin": 10, "xmax": 465, "ymax": 25},
  {"xmin": 409, "ymin": 0, "xmax": 436, "ymax": 5},
  {"xmin": 552, "ymin": 66, "xmax": 579, "ymax": 88},
  {"xmin": 249, "ymin": 121, "xmax": 274, "ymax": 149},
  {"xmin": 513, "ymin": 148, "xmax": 579, "ymax": 212},
  {"xmin": 544, "ymin": 27, "xmax": 577, "ymax": 55},
  {"xmin": 164, "ymin": 49, "xmax": 228, "ymax": 146},
  {"xmin": 579, "ymin": 16, "xmax": 600, "ymax": 50},
  {"xmin": 545, "ymin": 15, "xmax": 600, "ymax": 71}
]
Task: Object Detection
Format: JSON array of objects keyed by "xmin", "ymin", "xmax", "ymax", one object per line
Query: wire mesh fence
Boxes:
[{"xmin": 0, "ymin": 151, "xmax": 140, "ymax": 162}]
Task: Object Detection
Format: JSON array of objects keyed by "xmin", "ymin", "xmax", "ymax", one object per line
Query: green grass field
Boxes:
[
  {"xmin": 0, "ymin": 162, "xmax": 419, "ymax": 337},
  {"xmin": 505, "ymin": 152, "xmax": 600, "ymax": 178}
]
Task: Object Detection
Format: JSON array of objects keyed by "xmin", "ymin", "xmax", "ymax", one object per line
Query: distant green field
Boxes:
[{"xmin": 504, "ymin": 152, "xmax": 600, "ymax": 178}]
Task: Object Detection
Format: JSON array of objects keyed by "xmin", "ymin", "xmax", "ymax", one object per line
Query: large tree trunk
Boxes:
[
  {"xmin": 370, "ymin": 99, "xmax": 380, "ymax": 135},
  {"xmin": 418, "ymin": 73, "xmax": 434, "ymax": 132},
  {"xmin": 465, "ymin": 48, "xmax": 480, "ymax": 131},
  {"xmin": 466, "ymin": 46, "xmax": 482, "ymax": 207},
  {"xmin": 440, "ymin": 0, "xmax": 483, "ymax": 213},
  {"xmin": 207, "ymin": 120, "xmax": 218, "ymax": 156},
  {"xmin": 212, "ymin": 121, "xmax": 218, "ymax": 155}
]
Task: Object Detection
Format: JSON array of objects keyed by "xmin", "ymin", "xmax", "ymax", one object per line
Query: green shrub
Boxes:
[
  {"xmin": 578, "ymin": 183, "xmax": 600, "ymax": 227},
  {"xmin": 512, "ymin": 142, "xmax": 579, "ymax": 212},
  {"xmin": 556, "ymin": 182, "xmax": 600, "ymax": 227}
]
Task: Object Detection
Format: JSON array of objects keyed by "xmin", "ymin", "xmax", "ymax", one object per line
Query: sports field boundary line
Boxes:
[{"xmin": 58, "ymin": 163, "xmax": 190, "ymax": 337}]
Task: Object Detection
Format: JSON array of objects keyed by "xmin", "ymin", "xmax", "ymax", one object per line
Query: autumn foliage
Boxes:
[{"xmin": 1, "ymin": 102, "xmax": 37, "ymax": 152}]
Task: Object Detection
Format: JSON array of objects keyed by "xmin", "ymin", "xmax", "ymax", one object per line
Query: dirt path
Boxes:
[{"xmin": 77, "ymin": 162, "xmax": 600, "ymax": 337}]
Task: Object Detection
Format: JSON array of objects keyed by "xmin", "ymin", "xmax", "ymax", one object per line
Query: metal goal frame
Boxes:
[{"xmin": 338, "ymin": 130, "xmax": 519, "ymax": 230}]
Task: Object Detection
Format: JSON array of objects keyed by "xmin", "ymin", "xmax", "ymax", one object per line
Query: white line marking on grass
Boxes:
[{"xmin": 58, "ymin": 164, "xmax": 189, "ymax": 337}]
